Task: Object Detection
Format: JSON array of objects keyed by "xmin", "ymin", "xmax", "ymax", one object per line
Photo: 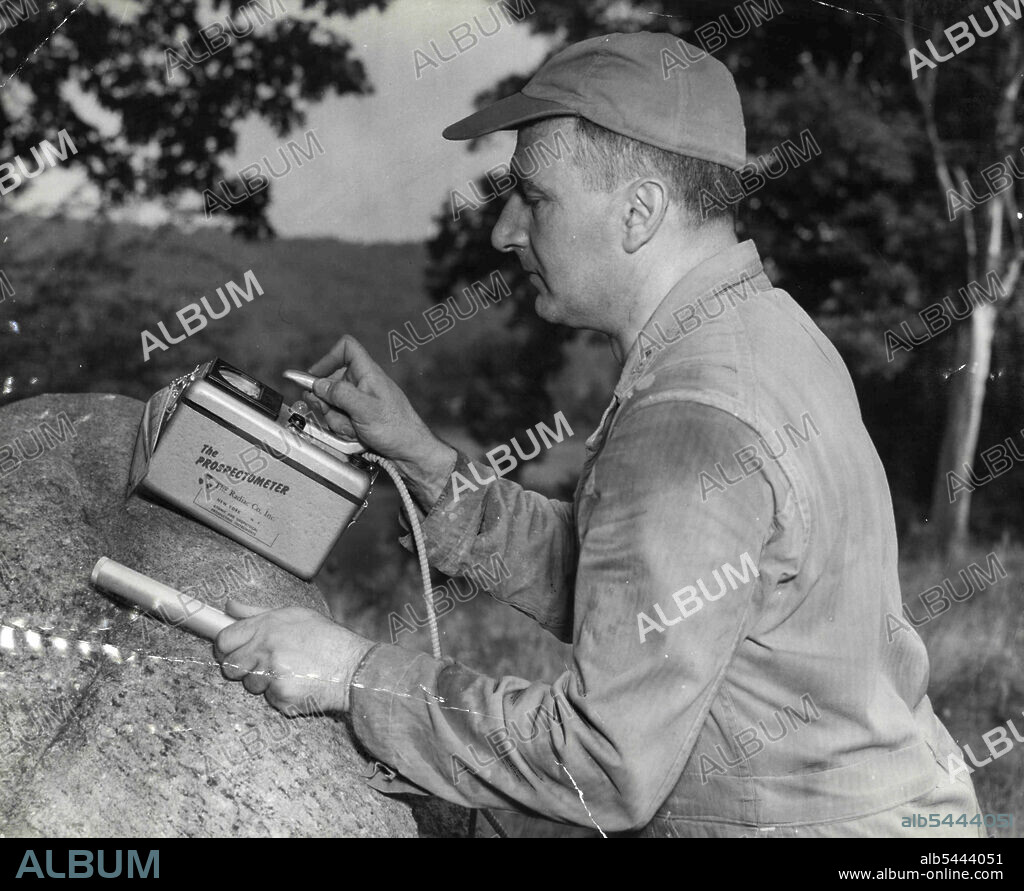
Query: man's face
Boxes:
[{"xmin": 490, "ymin": 119, "xmax": 623, "ymax": 332}]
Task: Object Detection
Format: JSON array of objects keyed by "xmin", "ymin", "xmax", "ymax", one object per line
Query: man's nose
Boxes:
[{"xmin": 491, "ymin": 194, "xmax": 529, "ymax": 254}]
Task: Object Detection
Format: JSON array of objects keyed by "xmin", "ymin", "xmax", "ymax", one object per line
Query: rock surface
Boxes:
[{"xmin": 0, "ymin": 393, "xmax": 458, "ymax": 837}]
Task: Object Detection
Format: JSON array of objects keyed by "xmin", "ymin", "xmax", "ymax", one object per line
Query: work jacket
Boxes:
[{"xmin": 349, "ymin": 240, "xmax": 983, "ymax": 837}]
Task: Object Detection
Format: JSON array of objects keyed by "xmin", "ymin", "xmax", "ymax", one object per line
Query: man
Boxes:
[{"xmin": 214, "ymin": 32, "xmax": 983, "ymax": 837}]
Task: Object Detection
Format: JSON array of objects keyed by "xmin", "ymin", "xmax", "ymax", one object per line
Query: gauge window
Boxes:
[{"xmin": 220, "ymin": 369, "xmax": 262, "ymax": 399}]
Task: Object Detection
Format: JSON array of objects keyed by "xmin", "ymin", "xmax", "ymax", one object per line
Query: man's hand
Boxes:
[
  {"xmin": 304, "ymin": 334, "xmax": 457, "ymax": 508},
  {"xmin": 213, "ymin": 600, "xmax": 375, "ymax": 715}
]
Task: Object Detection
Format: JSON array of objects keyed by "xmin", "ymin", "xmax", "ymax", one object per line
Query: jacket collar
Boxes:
[{"xmin": 613, "ymin": 239, "xmax": 767, "ymax": 401}]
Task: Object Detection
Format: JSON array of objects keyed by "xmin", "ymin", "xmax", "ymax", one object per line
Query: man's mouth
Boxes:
[{"xmin": 520, "ymin": 265, "xmax": 544, "ymax": 289}]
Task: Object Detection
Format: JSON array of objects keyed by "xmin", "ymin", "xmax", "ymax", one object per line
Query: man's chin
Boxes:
[{"xmin": 533, "ymin": 292, "xmax": 560, "ymax": 323}]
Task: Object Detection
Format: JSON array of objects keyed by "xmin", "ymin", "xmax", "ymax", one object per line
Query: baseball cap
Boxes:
[{"xmin": 442, "ymin": 31, "xmax": 747, "ymax": 171}]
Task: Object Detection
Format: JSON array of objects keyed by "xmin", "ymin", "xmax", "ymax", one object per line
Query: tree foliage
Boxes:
[
  {"xmin": 0, "ymin": 0, "xmax": 391, "ymax": 405},
  {"xmin": 0, "ymin": 0, "xmax": 388, "ymax": 235}
]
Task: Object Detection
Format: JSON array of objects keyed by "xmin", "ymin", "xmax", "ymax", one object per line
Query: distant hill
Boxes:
[
  {"xmin": 0, "ymin": 210, "xmax": 604, "ymax": 488},
  {"xmin": 0, "ymin": 212, "xmax": 518, "ymax": 396},
  {"xmin": 2, "ymin": 214, "xmax": 426, "ymax": 380}
]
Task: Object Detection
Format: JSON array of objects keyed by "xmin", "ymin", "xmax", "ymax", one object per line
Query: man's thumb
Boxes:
[{"xmin": 225, "ymin": 599, "xmax": 267, "ymax": 619}]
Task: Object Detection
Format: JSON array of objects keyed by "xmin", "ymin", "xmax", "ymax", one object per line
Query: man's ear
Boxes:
[{"xmin": 622, "ymin": 178, "xmax": 670, "ymax": 253}]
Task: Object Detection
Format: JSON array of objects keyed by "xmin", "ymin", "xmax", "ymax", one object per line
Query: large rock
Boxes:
[{"xmin": 0, "ymin": 393, "xmax": 459, "ymax": 837}]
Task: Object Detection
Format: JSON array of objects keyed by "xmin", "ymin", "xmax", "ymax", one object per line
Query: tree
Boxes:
[
  {"xmin": 0, "ymin": 0, "xmax": 389, "ymax": 236},
  {"xmin": 0, "ymin": 0, "xmax": 391, "ymax": 405},
  {"xmin": 874, "ymin": 0, "xmax": 1023, "ymax": 555}
]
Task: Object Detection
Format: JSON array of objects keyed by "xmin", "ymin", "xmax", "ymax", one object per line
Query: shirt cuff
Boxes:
[
  {"xmin": 348, "ymin": 640, "xmax": 440, "ymax": 780},
  {"xmin": 397, "ymin": 449, "xmax": 486, "ymax": 576}
]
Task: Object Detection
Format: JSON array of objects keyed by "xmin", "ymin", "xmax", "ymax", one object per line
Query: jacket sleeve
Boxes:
[
  {"xmin": 399, "ymin": 447, "xmax": 579, "ymax": 641},
  {"xmin": 354, "ymin": 400, "xmax": 776, "ymax": 832}
]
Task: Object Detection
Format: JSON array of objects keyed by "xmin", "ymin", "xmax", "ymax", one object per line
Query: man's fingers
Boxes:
[
  {"xmin": 220, "ymin": 646, "xmax": 271, "ymax": 692},
  {"xmin": 219, "ymin": 651, "xmax": 256, "ymax": 682},
  {"xmin": 214, "ymin": 618, "xmax": 257, "ymax": 661},
  {"xmin": 298, "ymin": 399, "xmax": 360, "ymax": 441},
  {"xmin": 308, "ymin": 335, "xmax": 376, "ymax": 379},
  {"xmin": 307, "ymin": 339, "xmax": 343, "ymax": 377},
  {"xmin": 319, "ymin": 408, "xmax": 357, "ymax": 438},
  {"xmin": 242, "ymin": 671, "xmax": 272, "ymax": 696},
  {"xmin": 333, "ymin": 336, "xmax": 378, "ymax": 378},
  {"xmin": 312, "ymin": 377, "xmax": 372, "ymax": 416},
  {"xmin": 302, "ymin": 391, "xmax": 329, "ymax": 414},
  {"xmin": 304, "ymin": 380, "xmax": 369, "ymax": 440}
]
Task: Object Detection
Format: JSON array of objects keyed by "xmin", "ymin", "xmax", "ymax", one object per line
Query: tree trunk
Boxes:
[
  {"xmin": 885, "ymin": 3, "xmax": 1022, "ymax": 557},
  {"xmin": 928, "ymin": 300, "xmax": 996, "ymax": 556},
  {"xmin": 928, "ymin": 188, "xmax": 1019, "ymax": 555}
]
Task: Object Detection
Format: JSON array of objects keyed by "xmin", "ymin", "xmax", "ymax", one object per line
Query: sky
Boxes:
[{"xmin": 9, "ymin": 0, "xmax": 555, "ymax": 242}]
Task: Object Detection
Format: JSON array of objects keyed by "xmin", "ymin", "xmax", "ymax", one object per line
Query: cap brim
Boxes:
[{"xmin": 442, "ymin": 92, "xmax": 577, "ymax": 141}]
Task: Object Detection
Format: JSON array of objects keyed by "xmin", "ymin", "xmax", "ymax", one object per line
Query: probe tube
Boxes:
[{"xmin": 91, "ymin": 556, "xmax": 235, "ymax": 641}]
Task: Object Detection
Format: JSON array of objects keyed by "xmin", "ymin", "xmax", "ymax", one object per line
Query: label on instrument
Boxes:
[{"xmin": 192, "ymin": 472, "xmax": 280, "ymax": 548}]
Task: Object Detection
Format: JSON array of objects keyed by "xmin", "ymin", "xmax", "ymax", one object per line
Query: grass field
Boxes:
[{"xmin": 899, "ymin": 543, "xmax": 1024, "ymax": 838}]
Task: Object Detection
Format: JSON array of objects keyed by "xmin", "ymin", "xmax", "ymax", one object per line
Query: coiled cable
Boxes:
[
  {"xmin": 363, "ymin": 452, "xmax": 440, "ymax": 660},
  {"xmin": 363, "ymin": 452, "xmax": 505, "ymax": 838}
]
